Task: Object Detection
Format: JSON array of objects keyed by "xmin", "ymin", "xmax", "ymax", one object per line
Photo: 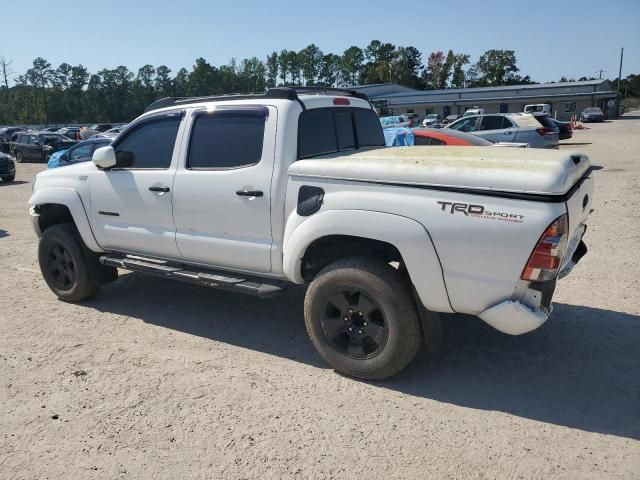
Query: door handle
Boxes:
[
  {"xmin": 504, "ymin": 131, "xmax": 513, "ymax": 135},
  {"xmin": 236, "ymin": 190, "xmax": 263, "ymax": 197},
  {"xmin": 149, "ymin": 186, "xmax": 170, "ymax": 193}
]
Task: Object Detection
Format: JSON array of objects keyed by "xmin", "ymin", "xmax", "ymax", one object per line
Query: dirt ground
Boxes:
[{"xmin": 1, "ymin": 116, "xmax": 639, "ymax": 480}]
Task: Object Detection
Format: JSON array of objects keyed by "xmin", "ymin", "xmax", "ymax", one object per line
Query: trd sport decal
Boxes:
[{"xmin": 437, "ymin": 201, "xmax": 524, "ymax": 223}]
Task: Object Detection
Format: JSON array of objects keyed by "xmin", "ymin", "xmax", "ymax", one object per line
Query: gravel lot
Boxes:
[{"xmin": 1, "ymin": 117, "xmax": 639, "ymax": 479}]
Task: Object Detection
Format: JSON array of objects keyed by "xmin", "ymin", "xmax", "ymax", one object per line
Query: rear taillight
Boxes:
[
  {"xmin": 333, "ymin": 98, "xmax": 350, "ymax": 105},
  {"xmin": 521, "ymin": 215, "xmax": 569, "ymax": 281},
  {"xmin": 536, "ymin": 127, "xmax": 554, "ymax": 136}
]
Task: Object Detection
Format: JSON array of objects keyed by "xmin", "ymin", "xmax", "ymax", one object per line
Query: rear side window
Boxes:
[
  {"xmin": 414, "ymin": 136, "xmax": 432, "ymax": 146},
  {"xmin": 534, "ymin": 115, "xmax": 556, "ymax": 128},
  {"xmin": 479, "ymin": 116, "xmax": 505, "ymax": 131},
  {"xmin": 114, "ymin": 116, "xmax": 181, "ymax": 169},
  {"xmin": 298, "ymin": 107, "xmax": 384, "ymax": 159},
  {"xmin": 188, "ymin": 111, "xmax": 266, "ymax": 169}
]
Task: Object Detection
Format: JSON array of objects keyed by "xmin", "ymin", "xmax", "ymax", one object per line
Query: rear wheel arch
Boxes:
[{"xmin": 283, "ymin": 210, "xmax": 453, "ymax": 313}]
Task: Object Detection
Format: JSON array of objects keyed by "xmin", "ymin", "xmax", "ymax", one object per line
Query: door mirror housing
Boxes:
[{"xmin": 92, "ymin": 145, "xmax": 116, "ymax": 169}]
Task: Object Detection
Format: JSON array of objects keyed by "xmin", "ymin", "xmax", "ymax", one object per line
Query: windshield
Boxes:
[
  {"xmin": 426, "ymin": 114, "xmax": 438, "ymax": 119},
  {"xmin": 584, "ymin": 108, "xmax": 601, "ymax": 113}
]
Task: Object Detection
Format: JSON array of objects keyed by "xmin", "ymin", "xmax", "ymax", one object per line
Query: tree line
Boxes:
[{"xmin": 0, "ymin": 41, "xmax": 635, "ymax": 125}]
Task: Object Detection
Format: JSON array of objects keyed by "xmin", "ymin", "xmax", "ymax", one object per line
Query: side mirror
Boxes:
[{"xmin": 92, "ymin": 145, "xmax": 116, "ymax": 169}]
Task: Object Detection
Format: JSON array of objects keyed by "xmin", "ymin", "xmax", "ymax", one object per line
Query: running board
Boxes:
[{"xmin": 99, "ymin": 255, "xmax": 287, "ymax": 298}]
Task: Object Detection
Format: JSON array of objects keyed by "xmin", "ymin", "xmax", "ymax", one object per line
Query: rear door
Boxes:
[
  {"xmin": 27, "ymin": 135, "xmax": 41, "ymax": 159},
  {"xmin": 172, "ymin": 106, "xmax": 276, "ymax": 273},
  {"xmin": 475, "ymin": 115, "xmax": 515, "ymax": 142}
]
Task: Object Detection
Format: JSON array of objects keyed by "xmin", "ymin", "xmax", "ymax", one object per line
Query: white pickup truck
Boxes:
[{"xmin": 28, "ymin": 87, "xmax": 595, "ymax": 380}]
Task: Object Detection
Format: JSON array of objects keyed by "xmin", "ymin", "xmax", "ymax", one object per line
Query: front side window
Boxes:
[
  {"xmin": 188, "ymin": 111, "xmax": 266, "ymax": 169},
  {"xmin": 68, "ymin": 143, "xmax": 94, "ymax": 162},
  {"xmin": 114, "ymin": 116, "xmax": 181, "ymax": 169},
  {"xmin": 298, "ymin": 107, "xmax": 384, "ymax": 159},
  {"xmin": 449, "ymin": 117, "xmax": 478, "ymax": 132}
]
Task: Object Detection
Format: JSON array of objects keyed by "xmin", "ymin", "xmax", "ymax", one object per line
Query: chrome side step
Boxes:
[{"xmin": 99, "ymin": 254, "xmax": 287, "ymax": 298}]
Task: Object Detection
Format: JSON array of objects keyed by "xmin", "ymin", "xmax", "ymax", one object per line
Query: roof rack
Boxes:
[{"xmin": 144, "ymin": 87, "xmax": 370, "ymax": 113}]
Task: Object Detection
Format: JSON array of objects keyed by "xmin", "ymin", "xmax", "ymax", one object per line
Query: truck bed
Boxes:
[{"xmin": 288, "ymin": 146, "xmax": 591, "ymax": 197}]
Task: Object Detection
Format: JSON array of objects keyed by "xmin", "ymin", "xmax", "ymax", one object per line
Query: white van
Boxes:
[
  {"xmin": 524, "ymin": 104, "xmax": 551, "ymax": 115},
  {"xmin": 463, "ymin": 107, "xmax": 484, "ymax": 117}
]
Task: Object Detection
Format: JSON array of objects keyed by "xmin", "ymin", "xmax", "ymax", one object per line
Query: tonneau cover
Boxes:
[{"xmin": 288, "ymin": 146, "xmax": 591, "ymax": 196}]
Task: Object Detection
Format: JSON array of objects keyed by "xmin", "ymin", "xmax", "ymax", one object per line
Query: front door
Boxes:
[
  {"xmin": 172, "ymin": 106, "xmax": 276, "ymax": 273},
  {"xmin": 90, "ymin": 112, "xmax": 184, "ymax": 259}
]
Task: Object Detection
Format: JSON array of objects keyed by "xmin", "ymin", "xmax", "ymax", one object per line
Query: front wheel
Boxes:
[
  {"xmin": 304, "ymin": 257, "xmax": 422, "ymax": 380},
  {"xmin": 15, "ymin": 152, "xmax": 23, "ymax": 163},
  {"xmin": 38, "ymin": 223, "xmax": 104, "ymax": 302},
  {"xmin": 1, "ymin": 173, "xmax": 15, "ymax": 182}
]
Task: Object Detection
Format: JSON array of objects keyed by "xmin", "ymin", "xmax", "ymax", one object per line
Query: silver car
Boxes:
[{"xmin": 445, "ymin": 113, "xmax": 559, "ymax": 149}]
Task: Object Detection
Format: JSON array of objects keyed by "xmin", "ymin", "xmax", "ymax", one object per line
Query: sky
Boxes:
[{"xmin": 2, "ymin": 0, "xmax": 639, "ymax": 84}]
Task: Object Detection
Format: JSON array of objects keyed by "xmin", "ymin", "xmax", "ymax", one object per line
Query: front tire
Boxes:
[
  {"xmin": 38, "ymin": 223, "xmax": 104, "ymax": 302},
  {"xmin": 304, "ymin": 257, "xmax": 422, "ymax": 380},
  {"xmin": 1, "ymin": 173, "xmax": 15, "ymax": 182},
  {"xmin": 15, "ymin": 152, "xmax": 23, "ymax": 163}
]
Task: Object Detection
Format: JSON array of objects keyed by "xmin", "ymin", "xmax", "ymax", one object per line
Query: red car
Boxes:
[{"xmin": 411, "ymin": 128, "xmax": 493, "ymax": 146}]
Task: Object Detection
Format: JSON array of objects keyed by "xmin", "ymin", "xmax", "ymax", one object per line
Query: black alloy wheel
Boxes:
[
  {"xmin": 322, "ymin": 289, "xmax": 389, "ymax": 359},
  {"xmin": 46, "ymin": 243, "xmax": 77, "ymax": 290}
]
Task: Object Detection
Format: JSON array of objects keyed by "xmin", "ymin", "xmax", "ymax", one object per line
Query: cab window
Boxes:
[{"xmin": 113, "ymin": 115, "xmax": 181, "ymax": 169}]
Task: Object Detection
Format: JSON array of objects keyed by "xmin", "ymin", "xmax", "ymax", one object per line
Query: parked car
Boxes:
[
  {"xmin": 379, "ymin": 115, "xmax": 413, "ymax": 128},
  {"xmin": 79, "ymin": 128, "xmax": 102, "ymax": 140},
  {"xmin": 524, "ymin": 104, "xmax": 551, "ymax": 115},
  {"xmin": 421, "ymin": 114, "xmax": 441, "ymax": 127},
  {"xmin": 43, "ymin": 127, "xmax": 60, "ymax": 132},
  {"xmin": 463, "ymin": 107, "xmax": 485, "ymax": 117},
  {"xmin": 11, "ymin": 131, "xmax": 77, "ymax": 162},
  {"xmin": 410, "ymin": 128, "xmax": 528, "ymax": 147},
  {"xmin": 550, "ymin": 118, "xmax": 573, "ymax": 140},
  {"xmin": 47, "ymin": 137, "xmax": 112, "ymax": 169},
  {"xmin": 0, "ymin": 152, "xmax": 16, "ymax": 182},
  {"xmin": 441, "ymin": 114, "xmax": 461, "ymax": 125},
  {"xmin": 58, "ymin": 126, "xmax": 82, "ymax": 140},
  {"xmin": 383, "ymin": 127, "xmax": 415, "ymax": 146},
  {"xmin": 580, "ymin": 107, "xmax": 604, "ymax": 123},
  {"xmin": 88, "ymin": 123, "xmax": 113, "ymax": 132},
  {"xmin": 102, "ymin": 125, "xmax": 127, "ymax": 137},
  {"xmin": 0, "ymin": 127, "xmax": 26, "ymax": 153},
  {"xmin": 29, "ymin": 87, "xmax": 594, "ymax": 380},
  {"xmin": 412, "ymin": 128, "xmax": 493, "ymax": 146},
  {"xmin": 402, "ymin": 113, "xmax": 420, "ymax": 126},
  {"xmin": 446, "ymin": 113, "xmax": 559, "ymax": 148}
]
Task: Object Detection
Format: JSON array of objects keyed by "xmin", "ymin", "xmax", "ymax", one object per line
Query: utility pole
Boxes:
[
  {"xmin": 595, "ymin": 68, "xmax": 607, "ymax": 79},
  {"xmin": 616, "ymin": 47, "xmax": 624, "ymax": 117}
]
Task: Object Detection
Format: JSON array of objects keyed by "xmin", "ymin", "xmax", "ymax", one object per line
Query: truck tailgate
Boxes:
[{"xmin": 561, "ymin": 166, "xmax": 595, "ymax": 274}]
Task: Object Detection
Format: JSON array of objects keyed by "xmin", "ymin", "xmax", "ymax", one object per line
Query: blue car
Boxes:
[{"xmin": 47, "ymin": 137, "xmax": 112, "ymax": 169}]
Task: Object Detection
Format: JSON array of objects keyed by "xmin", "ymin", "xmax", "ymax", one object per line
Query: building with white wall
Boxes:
[{"xmin": 352, "ymin": 80, "xmax": 618, "ymax": 121}]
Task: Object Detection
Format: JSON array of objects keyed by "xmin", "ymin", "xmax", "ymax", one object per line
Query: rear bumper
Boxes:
[{"xmin": 479, "ymin": 300, "xmax": 551, "ymax": 335}]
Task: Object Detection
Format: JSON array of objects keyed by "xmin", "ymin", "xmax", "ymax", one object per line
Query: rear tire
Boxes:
[
  {"xmin": 38, "ymin": 223, "xmax": 111, "ymax": 302},
  {"xmin": 15, "ymin": 152, "xmax": 23, "ymax": 163},
  {"xmin": 304, "ymin": 257, "xmax": 422, "ymax": 380}
]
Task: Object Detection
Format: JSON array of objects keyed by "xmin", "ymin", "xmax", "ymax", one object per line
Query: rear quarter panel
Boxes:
[{"xmin": 284, "ymin": 176, "xmax": 566, "ymax": 315}]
